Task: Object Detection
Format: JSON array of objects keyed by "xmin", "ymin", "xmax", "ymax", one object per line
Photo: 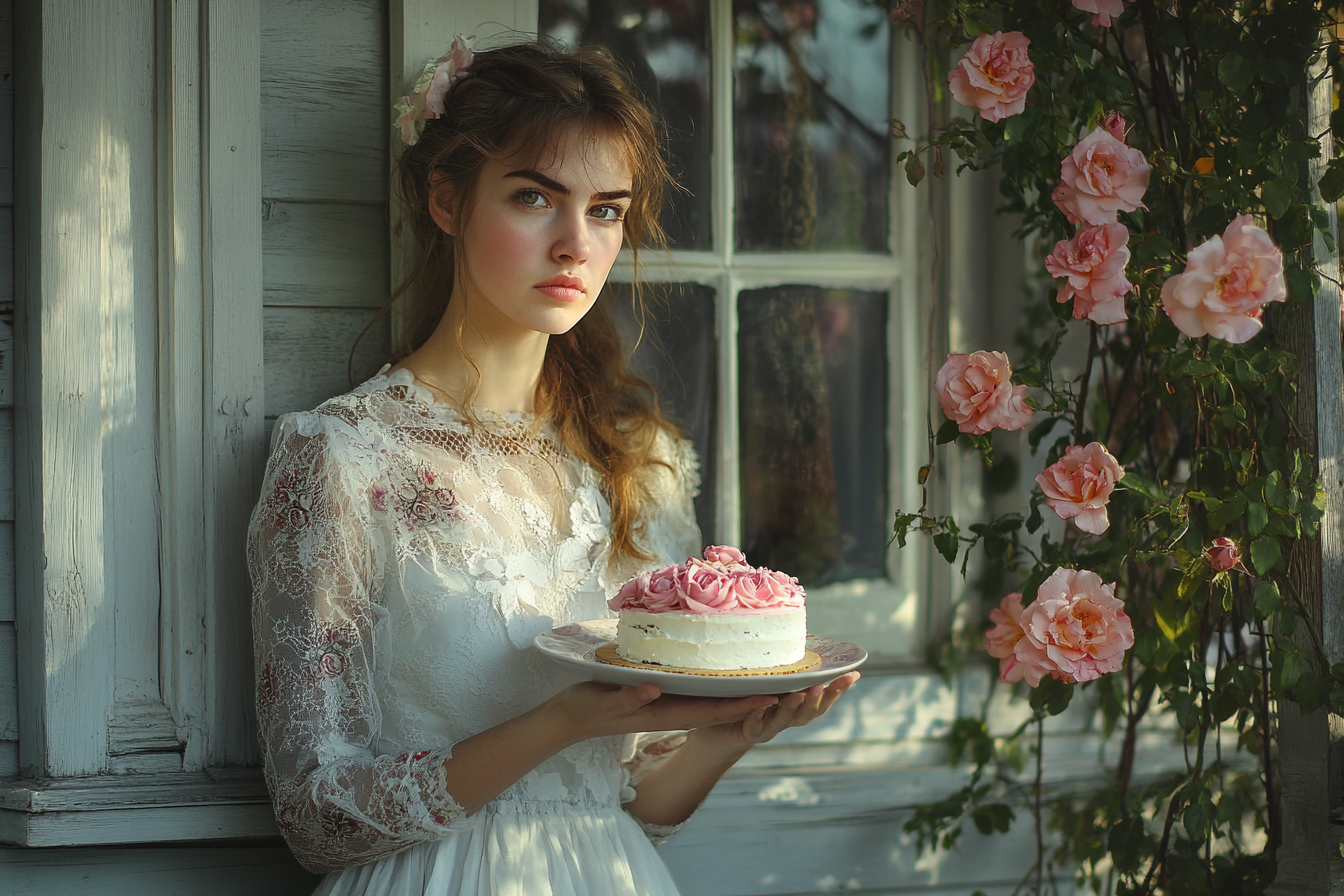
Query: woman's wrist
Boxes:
[{"xmin": 683, "ymin": 726, "xmax": 753, "ymax": 765}]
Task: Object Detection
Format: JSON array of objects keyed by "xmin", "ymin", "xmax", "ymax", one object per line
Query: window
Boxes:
[{"xmin": 540, "ymin": 0, "xmax": 926, "ymax": 662}]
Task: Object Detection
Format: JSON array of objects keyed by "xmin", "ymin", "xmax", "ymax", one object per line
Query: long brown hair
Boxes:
[{"xmin": 361, "ymin": 41, "xmax": 679, "ymax": 562}]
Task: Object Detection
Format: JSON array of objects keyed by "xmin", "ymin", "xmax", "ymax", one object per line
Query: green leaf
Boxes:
[
  {"xmin": 1253, "ymin": 580, "xmax": 1281, "ymax": 618},
  {"xmin": 1261, "ymin": 180, "xmax": 1295, "ymax": 220},
  {"xmin": 971, "ymin": 803, "xmax": 1014, "ymax": 835},
  {"xmin": 1218, "ymin": 53, "xmax": 1252, "ymax": 92},
  {"xmin": 1247, "ymin": 502, "xmax": 1269, "ymax": 536},
  {"xmin": 905, "ymin": 152, "xmax": 925, "ymax": 187},
  {"xmin": 1207, "ymin": 495, "xmax": 1247, "ymax": 530},
  {"xmin": 936, "ymin": 419, "xmax": 961, "ymax": 445},
  {"xmin": 1265, "ymin": 471, "xmax": 1287, "ymax": 508},
  {"xmin": 1120, "ymin": 472, "xmax": 1166, "ymax": 504},
  {"xmin": 1108, "ymin": 816, "xmax": 1146, "ymax": 875},
  {"xmin": 1251, "ymin": 536, "xmax": 1282, "ymax": 575},
  {"xmin": 934, "ymin": 530, "xmax": 959, "ymax": 564},
  {"xmin": 1183, "ymin": 798, "xmax": 1211, "ymax": 842},
  {"xmin": 1319, "ymin": 159, "xmax": 1344, "ymax": 203}
]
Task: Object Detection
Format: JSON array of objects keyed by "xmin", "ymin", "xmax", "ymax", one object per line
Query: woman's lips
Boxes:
[{"xmin": 534, "ymin": 276, "xmax": 586, "ymax": 302}]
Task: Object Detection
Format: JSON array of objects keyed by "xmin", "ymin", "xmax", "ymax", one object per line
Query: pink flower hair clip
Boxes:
[{"xmin": 393, "ymin": 34, "xmax": 475, "ymax": 147}]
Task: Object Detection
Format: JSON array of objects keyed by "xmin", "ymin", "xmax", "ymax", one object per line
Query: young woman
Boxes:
[{"xmin": 248, "ymin": 40, "xmax": 858, "ymax": 896}]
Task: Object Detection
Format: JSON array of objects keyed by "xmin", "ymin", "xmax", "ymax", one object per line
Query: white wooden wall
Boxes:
[
  {"xmin": 0, "ymin": 0, "xmax": 17, "ymax": 782},
  {"xmin": 262, "ymin": 0, "xmax": 392, "ymax": 437}
]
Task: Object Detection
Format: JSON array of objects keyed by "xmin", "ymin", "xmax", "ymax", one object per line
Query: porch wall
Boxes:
[{"xmin": 0, "ymin": 0, "xmax": 18, "ymax": 781}]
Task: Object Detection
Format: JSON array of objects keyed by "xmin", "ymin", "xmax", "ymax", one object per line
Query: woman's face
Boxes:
[{"xmin": 435, "ymin": 126, "xmax": 633, "ymax": 338}]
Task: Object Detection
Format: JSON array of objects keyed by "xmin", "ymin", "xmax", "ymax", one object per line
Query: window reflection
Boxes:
[
  {"xmin": 540, "ymin": 0, "xmax": 713, "ymax": 249},
  {"xmin": 605, "ymin": 283, "xmax": 719, "ymax": 541},
  {"xmin": 733, "ymin": 0, "xmax": 890, "ymax": 252},
  {"xmin": 739, "ymin": 286, "xmax": 887, "ymax": 585}
]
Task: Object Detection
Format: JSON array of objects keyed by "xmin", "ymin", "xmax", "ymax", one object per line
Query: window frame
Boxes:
[{"xmin": 605, "ymin": 1, "xmax": 935, "ymax": 665}]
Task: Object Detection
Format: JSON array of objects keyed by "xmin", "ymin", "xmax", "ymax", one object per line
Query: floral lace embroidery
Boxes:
[{"xmin": 248, "ymin": 368, "xmax": 702, "ymax": 873}]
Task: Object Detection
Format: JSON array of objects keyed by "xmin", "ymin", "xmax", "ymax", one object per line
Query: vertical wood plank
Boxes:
[
  {"xmin": 14, "ymin": 0, "xmax": 115, "ymax": 776},
  {"xmin": 1267, "ymin": 37, "xmax": 1344, "ymax": 895},
  {"xmin": 203, "ymin": 0, "xmax": 264, "ymax": 766},
  {"xmin": 0, "ymin": 521, "xmax": 14, "ymax": 622},
  {"xmin": 0, "ymin": 0, "xmax": 12, "ymax": 207},
  {"xmin": 157, "ymin": 0, "xmax": 209, "ymax": 770}
]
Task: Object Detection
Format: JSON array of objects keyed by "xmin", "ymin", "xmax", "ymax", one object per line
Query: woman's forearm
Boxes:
[
  {"xmin": 442, "ymin": 700, "xmax": 578, "ymax": 814},
  {"xmin": 621, "ymin": 731, "xmax": 749, "ymax": 827}
]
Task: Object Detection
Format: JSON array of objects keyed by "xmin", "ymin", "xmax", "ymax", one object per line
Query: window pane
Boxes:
[
  {"xmin": 739, "ymin": 286, "xmax": 887, "ymax": 586},
  {"xmin": 605, "ymin": 283, "xmax": 718, "ymax": 542},
  {"xmin": 539, "ymin": 1, "xmax": 713, "ymax": 249},
  {"xmin": 733, "ymin": 0, "xmax": 890, "ymax": 252}
]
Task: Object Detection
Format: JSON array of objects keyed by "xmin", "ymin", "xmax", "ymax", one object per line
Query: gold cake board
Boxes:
[{"xmin": 594, "ymin": 644, "xmax": 821, "ymax": 677}]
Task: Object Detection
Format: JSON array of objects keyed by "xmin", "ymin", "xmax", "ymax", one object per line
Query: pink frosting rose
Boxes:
[
  {"xmin": 1016, "ymin": 568, "xmax": 1134, "ymax": 684},
  {"xmin": 947, "ymin": 31, "xmax": 1036, "ymax": 123},
  {"xmin": 1052, "ymin": 127, "xmax": 1151, "ymax": 225},
  {"xmin": 730, "ymin": 570, "xmax": 791, "ymax": 609},
  {"xmin": 935, "ymin": 351, "xmax": 1034, "ymax": 435},
  {"xmin": 1072, "ymin": 0, "xmax": 1126, "ymax": 27},
  {"xmin": 985, "ymin": 592, "xmax": 1034, "ymax": 684},
  {"xmin": 1159, "ymin": 214, "xmax": 1286, "ymax": 344},
  {"xmin": 1035, "ymin": 442, "xmax": 1125, "ymax": 535},
  {"xmin": 1207, "ymin": 537, "xmax": 1240, "ymax": 572},
  {"xmin": 703, "ymin": 545, "xmax": 748, "ymax": 567},
  {"xmin": 681, "ymin": 560, "xmax": 738, "ymax": 614},
  {"xmin": 1044, "ymin": 223, "xmax": 1133, "ymax": 325}
]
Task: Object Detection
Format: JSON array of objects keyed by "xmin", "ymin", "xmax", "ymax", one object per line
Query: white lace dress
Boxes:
[{"xmin": 247, "ymin": 367, "xmax": 703, "ymax": 896}]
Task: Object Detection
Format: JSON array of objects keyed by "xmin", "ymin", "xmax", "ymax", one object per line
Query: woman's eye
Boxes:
[
  {"xmin": 590, "ymin": 205, "xmax": 625, "ymax": 223},
  {"xmin": 517, "ymin": 189, "xmax": 547, "ymax": 208}
]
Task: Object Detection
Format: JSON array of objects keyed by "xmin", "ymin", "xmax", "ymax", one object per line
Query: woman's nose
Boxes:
[{"xmin": 551, "ymin": 212, "xmax": 591, "ymax": 265}]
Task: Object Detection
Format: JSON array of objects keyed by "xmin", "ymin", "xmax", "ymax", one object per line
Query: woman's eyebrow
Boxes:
[{"xmin": 504, "ymin": 169, "xmax": 631, "ymax": 202}]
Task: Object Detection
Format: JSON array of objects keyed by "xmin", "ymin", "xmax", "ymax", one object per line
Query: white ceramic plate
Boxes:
[{"xmin": 534, "ymin": 619, "xmax": 868, "ymax": 697}]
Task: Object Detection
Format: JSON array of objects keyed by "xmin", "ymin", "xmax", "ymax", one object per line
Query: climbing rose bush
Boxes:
[
  {"xmin": 1034, "ymin": 442, "xmax": 1125, "ymax": 535},
  {"xmin": 1052, "ymin": 126, "xmax": 1151, "ymax": 225},
  {"xmin": 1044, "ymin": 222, "xmax": 1133, "ymax": 324},
  {"xmin": 935, "ymin": 351, "xmax": 1034, "ymax": 434},
  {"xmin": 1016, "ymin": 569, "xmax": 1134, "ymax": 684}
]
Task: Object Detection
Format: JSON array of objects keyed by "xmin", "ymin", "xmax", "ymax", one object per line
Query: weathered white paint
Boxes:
[
  {"xmin": 15, "ymin": 0, "xmax": 127, "ymax": 777},
  {"xmin": 0, "ymin": 846, "xmax": 320, "ymax": 896},
  {"xmin": 262, "ymin": 0, "xmax": 388, "ymax": 204},
  {"xmin": 263, "ymin": 201, "xmax": 390, "ymax": 308},
  {"xmin": 263, "ymin": 306, "xmax": 391, "ymax": 421},
  {"xmin": 202, "ymin": 0, "xmax": 264, "ymax": 768},
  {"xmin": 156, "ymin": 0, "xmax": 209, "ymax": 772}
]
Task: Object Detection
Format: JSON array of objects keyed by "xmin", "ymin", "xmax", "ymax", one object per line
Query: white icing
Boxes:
[{"xmin": 614, "ymin": 607, "xmax": 807, "ymax": 670}]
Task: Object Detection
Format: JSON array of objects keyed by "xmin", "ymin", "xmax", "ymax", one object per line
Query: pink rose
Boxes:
[
  {"xmin": 609, "ymin": 571, "xmax": 650, "ymax": 611},
  {"xmin": 393, "ymin": 34, "xmax": 475, "ymax": 146},
  {"xmin": 1072, "ymin": 0, "xmax": 1126, "ymax": 27},
  {"xmin": 681, "ymin": 560, "xmax": 738, "ymax": 614},
  {"xmin": 1160, "ymin": 214, "xmax": 1286, "ymax": 344},
  {"xmin": 1044, "ymin": 223, "xmax": 1133, "ymax": 325},
  {"xmin": 1100, "ymin": 111, "xmax": 1127, "ymax": 142},
  {"xmin": 935, "ymin": 351, "xmax": 1034, "ymax": 435},
  {"xmin": 1035, "ymin": 442, "xmax": 1125, "ymax": 535},
  {"xmin": 1016, "ymin": 568, "xmax": 1134, "ymax": 684},
  {"xmin": 1053, "ymin": 127, "xmax": 1151, "ymax": 225},
  {"xmin": 985, "ymin": 592, "xmax": 1033, "ymax": 684},
  {"xmin": 643, "ymin": 566, "xmax": 684, "ymax": 612},
  {"xmin": 703, "ymin": 545, "xmax": 748, "ymax": 567},
  {"xmin": 731, "ymin": 571, "xmax": 782, "ymax": 609},
  {"xmin": 1207, "ymin": 537, "xmax": 1239, "ymax": 572},
  {"xmin": 947, "ymin": 31, "xmax": 1036, "ymax": 123}
]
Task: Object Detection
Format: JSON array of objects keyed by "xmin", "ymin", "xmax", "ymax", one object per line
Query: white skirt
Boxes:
[{"xmin": 312, "ymin": 803, "xmax": 682, "ymax": 896}]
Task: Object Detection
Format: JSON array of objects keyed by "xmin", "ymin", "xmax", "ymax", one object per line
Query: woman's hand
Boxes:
[
  {"xmin": 544, "ymin": 680, "xmax": 780, "ymax": 745},
  {"xmin": 684, "ymin": 672, "xmax": 861, "ymax": 759}
]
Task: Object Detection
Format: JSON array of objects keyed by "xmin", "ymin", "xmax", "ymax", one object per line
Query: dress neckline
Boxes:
[{"xmin": 368, "ymin": 364, "xmax": 543, "ymax": 429}]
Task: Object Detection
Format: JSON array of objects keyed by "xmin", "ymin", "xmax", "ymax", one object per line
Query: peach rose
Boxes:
[
  {"xmin": 935, "ymin": 351, "xmax": 1034, "ymax": 435},
  {"xmin": 1016, "ymin": 568, "xmax": 1134, "ymax": 683},
  {"xmin": 948, "ymin": 31, "xmax": 1035, "ymax": 123},
  {"xmin": 985, "ymin": 592, "xmax": 1036, "ymax": 684},
  {"xmin": 1035, "ymin": 442, "xmax": 1125, "ymax": 535},
  {"xmin": 1207, "ymin": 537, "xmax": 1239, "ymax": 572},
  {"xmin": 1043, "ymin": 223, "xmax": 1133, "ymax": 325},
  {"xmin": 1159, "ymin": 214, "xmax": 1286, "ymax": 344},
  {"xmin": 1052, "ymin": 127, "xmax": 1151, "ymax": 225},
  {"xmin": 1072, "ymin": 0, "xmax": 1126, "ymax": 27}
]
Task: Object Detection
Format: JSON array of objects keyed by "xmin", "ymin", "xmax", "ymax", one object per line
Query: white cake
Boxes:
[
  {"xmin": 606, "ymin": 545, "xmax": 808, "ymax": 671},
  {"xmin": 615, "ymin": 606, "xmax": 807, "ymax": 670}
]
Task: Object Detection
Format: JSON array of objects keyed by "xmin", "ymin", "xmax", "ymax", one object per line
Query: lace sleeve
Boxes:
[{"xmin": 248, "ymin": 414, "xmax": 463, "ymax": 873}]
